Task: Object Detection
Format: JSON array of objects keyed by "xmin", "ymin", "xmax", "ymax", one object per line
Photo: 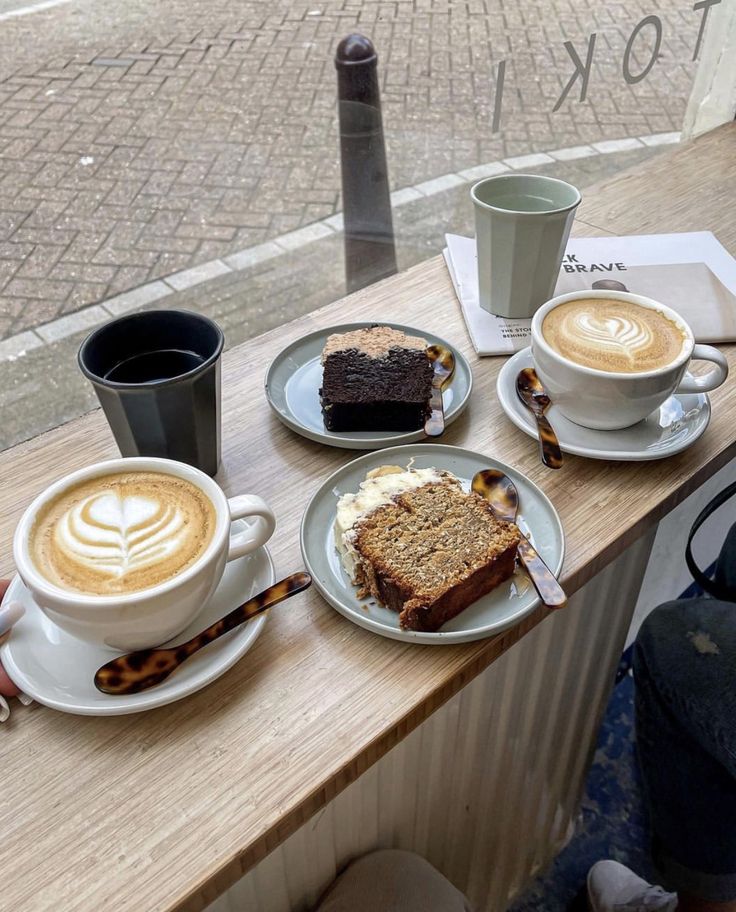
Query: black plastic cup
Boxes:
[{"xmin": 78, "ymin": 310, "xmax": 224, "ymax": 476}]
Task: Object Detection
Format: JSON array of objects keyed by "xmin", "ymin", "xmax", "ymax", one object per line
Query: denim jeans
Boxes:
[{"xmin": 633, "ymin": 521, "xmax": 736, "ymax": 902}]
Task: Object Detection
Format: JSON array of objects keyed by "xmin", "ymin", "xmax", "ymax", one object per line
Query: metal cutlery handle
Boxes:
[{"xmin": 424, "ymin": 384, "xmax": 445, "ymax": 437}]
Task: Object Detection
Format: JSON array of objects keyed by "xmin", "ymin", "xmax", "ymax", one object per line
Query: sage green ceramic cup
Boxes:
[{"xmin": 472, "ymin": 174, "xmax": 581, "ymax": 319}]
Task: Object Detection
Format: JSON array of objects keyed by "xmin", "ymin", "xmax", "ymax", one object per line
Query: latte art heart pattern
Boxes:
[
  {"xmin": 58, "ymin": 493, "xmax": 187, "ymax": 578},
  {"xmin": 541, "ymin": 299, "xmax": 687, "ymax": 374},
  {"xmin": 566, "ymin": 313, "xmax": 653, "ymax": 366},
  {"xmin": 30, "ymin": 471, "xmax": 217, "ymax": 595}
]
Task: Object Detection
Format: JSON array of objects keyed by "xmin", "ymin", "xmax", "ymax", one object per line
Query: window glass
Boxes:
[{"xmin": 0, "ymin": 0, "xmax": 702, "ymax": 450}]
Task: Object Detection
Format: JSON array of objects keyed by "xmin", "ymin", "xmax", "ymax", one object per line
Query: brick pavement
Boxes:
[
  {"xmin": 0, "ymin": 143, "xmax": 665, "ymax": 451},
  {"xmin": 0, "ymin": 0, "xmax": 700, "ymax": 339}
]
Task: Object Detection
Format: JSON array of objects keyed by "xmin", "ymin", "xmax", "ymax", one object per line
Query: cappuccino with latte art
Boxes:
[
  {"xmin": 30, "ymin": 471, "xmax": 216, "ymax": 596},
  {"xmin": 542, "ymin": 298, "xmax": 687, "ymax": 374},
  {"xmin": 532, "ymin": 290, "xmax": 728, "ymax": 431},
  {"xmin": 13, "ymin": 456, "xmax": 276, "ymax": 649}
]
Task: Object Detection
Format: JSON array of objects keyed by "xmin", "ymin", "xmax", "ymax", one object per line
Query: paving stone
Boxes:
[
  {"xmin": 389, "ymin": 187, "xmax": 424, "ymax": 206},
  {"xmin": 35, "ymin": 303, "xmax": 109, "ymax": 342},
  {"xmin": 414, "ymin": 173, "xmax": 466, "ymax": 196},
  {"xmin": 640, "ymin": 131, "xmax": 682, "ymax": 146},
  {"xmin": 0, "ymin": 329, "xmax": 43, "ymax": 361},
  {"xmin": 5, "ymin": 276, "xmax": 70, "ymax": 300},
  {"xmin": 503, "ymin": 152, "xmax": 557, "ymax": 170},
  {"xmin": 548, "ymin": 145, "xmax": 598, "ymax": 161},
  {"xmin": 103, "ymin": 279, "xmax": 172, "ymax": 315},
  {"xmin": 593, "ymin": 138, "xmax": 645, "ymax": 154},
  {"xmin": 164, "ymin": 258, "xmax": 231, "ymax": 291},
  {"xmin": 222, "ymin": 241, "xmax": 283, "ymax": 270},
  {"xmin": 275, "ymin": 222, "xmax": 335, "ymax": 250},
  {"xmin": 322, "ymin": 213, "xmax": 344, "ymax": 231},
  {"xmin": 456, "ymin": 162, "xmax": 511, "ymax": 182}
]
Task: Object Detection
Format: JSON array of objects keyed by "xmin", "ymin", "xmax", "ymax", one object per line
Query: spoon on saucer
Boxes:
[
  {"xmin": 94, "ymin": 572, "xmax": 312, "ymax": 696},
  {"xmin": 516, "ymin": 368, "xmax": 563, "ymax": 470},
  {"xmin": 472, "ymin": 469, "xmax": 566, "ymax": 609},
  {"xmin": 425, "ymin": 344, "xmax": 456, "ymax": 437}
]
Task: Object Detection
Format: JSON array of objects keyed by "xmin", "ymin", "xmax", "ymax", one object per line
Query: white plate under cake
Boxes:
[
  {"xmin": 300, "ymin": 444, "xmax": 565, "ymax": 644},
  {"xmin": 264, "ymin": 322, "xmax": 473, "ymax": 450},
  {"xmin": 335, "ymin": 466, "xmax": 520, "ymax": 632}
]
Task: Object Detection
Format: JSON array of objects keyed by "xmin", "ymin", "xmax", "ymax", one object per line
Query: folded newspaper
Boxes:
[{"xmin": 444, "ymin": 231, "xmax": 736, "ymax": 356}]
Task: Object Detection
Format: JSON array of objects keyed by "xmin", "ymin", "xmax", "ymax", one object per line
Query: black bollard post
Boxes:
[{"xmin": 335, "ymin": 34, "xmax": 397, "ymax": 293}]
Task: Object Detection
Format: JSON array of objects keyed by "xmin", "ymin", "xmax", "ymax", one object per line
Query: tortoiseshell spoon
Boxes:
[
  {"xmin": 94, "ymin": 572, "xmax": 312, "ymax": 696},
  {"xmin": 424, "ymin": 344, "xmax": 456, "ymax": 437},
  {"xmin": 592, "ymin": 279, "xmax": 628, "ymax": 292},
  {"xmin": 472, "ymin": 469, "xmax": 566, "ymax": 609},
  {"xmin": 516, "ymin": 368, "xmax": 562, "ymax": 470}
]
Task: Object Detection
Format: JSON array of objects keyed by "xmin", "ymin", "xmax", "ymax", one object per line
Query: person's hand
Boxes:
[{"xmin": 0, "ymin": 580, "xmax": 20, "ymax": 697}]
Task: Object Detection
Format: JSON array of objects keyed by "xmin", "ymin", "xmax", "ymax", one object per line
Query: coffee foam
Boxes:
[
  {"xmin": 542, "ymin": 298, "xmax": 687, "ymax": 374},
  {"xmin": 30, "ymin": 471, "xmax": 216, "ymax": 596}
]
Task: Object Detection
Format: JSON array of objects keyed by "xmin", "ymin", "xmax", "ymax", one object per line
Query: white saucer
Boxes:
[
  {"xmin": 497, "ymin": 348, "xmax": 711, "ymax": 462},
  {"xmin": 0, "ymin": 538, "xmax": 275, "ymax": 716}
]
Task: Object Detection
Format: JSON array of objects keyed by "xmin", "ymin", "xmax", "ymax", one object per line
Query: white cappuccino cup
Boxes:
[
  {"xmin": 13, "ymin": 457, "xmax": 276, "ymax": 650},
  {"xmin": 531, "ymin": 290, "xmax": 729, "ymax": 430}
]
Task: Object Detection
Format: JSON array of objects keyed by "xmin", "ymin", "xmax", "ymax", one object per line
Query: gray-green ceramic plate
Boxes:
[
  {"xmin": 264, "ymin": 322, "xmax": 473, "ymax": 450},
  {"xmin": 300, "ymin": 444, "xmax": 565, "ymax": 644}
]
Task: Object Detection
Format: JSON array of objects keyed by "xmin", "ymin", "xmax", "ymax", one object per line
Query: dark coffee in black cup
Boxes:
[{"xmin": 78, "ymin": 310, "xmax": 224, "ymax": 476}]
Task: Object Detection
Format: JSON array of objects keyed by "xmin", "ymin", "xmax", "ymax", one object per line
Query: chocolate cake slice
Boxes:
[
  {"xmin": 335, "ymin": 467, "xmax": 520, "ymax": 632},
  {"xmin": 319, "ymin": 326, "xmax": 433, "ymax": 432}
]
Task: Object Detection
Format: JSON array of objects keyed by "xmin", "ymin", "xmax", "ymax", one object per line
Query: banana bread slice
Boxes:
[{"xmin": 348, "ymin": 472, "xmax": 520, "ymax": 632}]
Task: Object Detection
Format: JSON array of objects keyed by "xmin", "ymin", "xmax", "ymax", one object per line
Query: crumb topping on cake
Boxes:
[{"xmin": 322, "ymin": 326, "xmax": 428, "ymax": 362}]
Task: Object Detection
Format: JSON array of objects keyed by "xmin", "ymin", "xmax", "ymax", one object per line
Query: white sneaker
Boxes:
[{"xmin": 587, "ymin": 861, "xmax": 678, "ymax": 912}]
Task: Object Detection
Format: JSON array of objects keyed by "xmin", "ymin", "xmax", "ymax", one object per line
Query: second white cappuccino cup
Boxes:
[
  {"xmin": 13, "ymin": 457, "xmax": 276, "ymax": 651},
  {"xmin": 531, "ymin": 290, "xmax": 729, "ymax": 430}
]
